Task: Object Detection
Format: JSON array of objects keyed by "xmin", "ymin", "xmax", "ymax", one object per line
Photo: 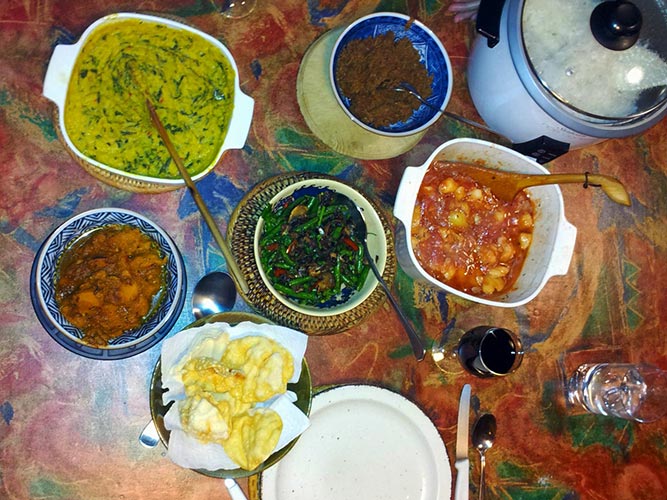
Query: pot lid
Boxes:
[{"xmin": 521, "ymin": 0, "xmax": 667, "ymax": 119}]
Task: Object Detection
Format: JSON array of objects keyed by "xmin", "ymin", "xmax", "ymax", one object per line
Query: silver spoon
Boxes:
[
  {"xmin": 342, "ymin": 197, "xmax": 426, "ymax": 361},
  {"xmin": 139, "ymin": 419, "xmax": 160, "ymax": 448},
  {"xmin": 192, "ymin": 271, "xmax": 237, "ymax": 319},
  {"xmin": 391, "ymin": 82, "xmax": 508, "ymax": 139},
  {"xmin": 472, "ymin": 413, "xmax": 497, "ymax": 500}
]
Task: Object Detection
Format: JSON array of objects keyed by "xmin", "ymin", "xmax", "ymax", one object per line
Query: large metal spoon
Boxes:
[
  {"xmin": 342, "ymin": 197, "xmax": 426, "ymax": 361},
  {"xmin": 472, "ymin": 413, "xmax": 497, "ymax": 500},
  {"xmin": 451, "ymin": 161, "xmax": 631, "ymax": 206},
  {"xmin": 390, "ymin": 82, "xmax": 506, "ymax": 138},
  {"xmin": 192, "ymin": 271, "xmax": 237, "ymax": 319}
]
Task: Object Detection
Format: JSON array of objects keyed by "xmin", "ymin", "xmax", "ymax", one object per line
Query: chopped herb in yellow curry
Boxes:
[{"xmin": 64, "ymin": 19, "xmax": 236, "ymax": 179}]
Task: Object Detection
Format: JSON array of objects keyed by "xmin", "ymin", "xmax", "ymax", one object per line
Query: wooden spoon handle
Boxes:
[
  {"xmin": 146, "ymin": 100, "xmax": 250, "ymax": 294},
  {"xmin": 516, "ymin": 172, "xmax": 631, "ymax": 206}
]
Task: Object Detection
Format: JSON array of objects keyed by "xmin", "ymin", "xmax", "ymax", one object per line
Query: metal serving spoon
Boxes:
[
  {"xmin": 472, "ymin": 413, "xmax": 497, "ymax": 500},
  {"xmin": 192, "ymin": 271, "xmax": 237, "ymax": 319},
  {"xmin": 390, "ymin": 82, "xmax": 505, "ymax": 138},
  {"xmin": 451, "ymin": 161, "xmax": 632, "ymax": 206},
  {"xmin": 343, "ymin": 197, "xmax": 426, "ymax": 361}
]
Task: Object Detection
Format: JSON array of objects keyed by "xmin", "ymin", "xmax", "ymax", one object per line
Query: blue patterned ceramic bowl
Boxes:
[
  {"xmin": 330, "ymin": 12, "xmax": 452, "ymax": 137},
  {"xmin": 30, "ymin": 208, "xmax": 186, "ymax": 359}
]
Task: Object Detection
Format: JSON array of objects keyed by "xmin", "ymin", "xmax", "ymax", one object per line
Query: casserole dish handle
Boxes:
[
  {"xmin": 226, "ymin": 91, "xmax": 254, "ymax": 150},
  {"xmin": 43, "ymin": 43, "xmax": 78, "ymax": 107},
  {"xmin": 393, "ymin": 165, "xmax": 424, "ymax": 224},
  {"xmin": 546, "ymin": 218, "xmax": 577, "ymax": 277}
]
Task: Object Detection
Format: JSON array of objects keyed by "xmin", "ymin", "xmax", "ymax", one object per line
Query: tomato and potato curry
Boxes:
[
  {"xmin": 411, "ymin": 161, "xmax": 535, "ymax": 297},
  {"xmin": 55, "ymin": 224, "xmax": 167, "ymax": 347}
]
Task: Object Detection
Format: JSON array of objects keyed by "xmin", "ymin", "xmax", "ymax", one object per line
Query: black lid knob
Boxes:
[{"xmin": 590, "ymin": 1, "xmax": 643, "ymax": 50}]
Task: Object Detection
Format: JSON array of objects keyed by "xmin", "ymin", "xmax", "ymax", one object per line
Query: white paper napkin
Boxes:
[{"xmin": 160, "ymin": 321, "xmax": 310, "ymax": 471}]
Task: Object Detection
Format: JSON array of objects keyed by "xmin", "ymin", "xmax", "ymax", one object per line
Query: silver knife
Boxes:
[{"xmin": 454, "ymin": 384, "xmax": 471, "ymax": 500}]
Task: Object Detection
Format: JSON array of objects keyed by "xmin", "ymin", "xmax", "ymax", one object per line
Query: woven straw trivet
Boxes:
[{"xmin": 228, "ymin": 172, "xmax": 397, "ymax": 336}]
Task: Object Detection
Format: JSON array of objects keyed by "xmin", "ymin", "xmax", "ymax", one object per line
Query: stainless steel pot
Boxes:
[{"xmin": 467, "ymin": 0, "xmax": 667, "ymax": 162}]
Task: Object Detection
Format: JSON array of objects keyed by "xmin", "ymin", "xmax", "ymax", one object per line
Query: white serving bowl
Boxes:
[
  {"xmin": 393, "ymin": 138, "xmax": 577, "ymax": 307},
  {"xmin": 330, "ymin": 12, "xmax": 453, "ymax": 137},
  {"xmin": 42, "ymin": 12, "xmax": 253, "ymax": 188},
  {"xmin": 254, "ymin": 178, "xmax": 387, "ymax": 317}
]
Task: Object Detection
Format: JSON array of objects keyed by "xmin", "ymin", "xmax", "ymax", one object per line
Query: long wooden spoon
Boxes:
[
  {"xmin": 146, "ymin": 99, "xmax": 250, "ymax": 294},
  {"xmin": 451, "ymin": 162, "xmax": 631, "ymax": 206}
]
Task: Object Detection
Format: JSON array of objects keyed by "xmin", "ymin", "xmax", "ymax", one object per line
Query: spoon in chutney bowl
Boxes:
[{"xmin": 390, "ymin": 82, "xmax": 505, "ymax": 138}]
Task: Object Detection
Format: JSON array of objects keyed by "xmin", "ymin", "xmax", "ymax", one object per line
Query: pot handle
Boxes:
[
  {"xmin": 476, "ymin": 0, "xmax": 506, "ymax": 48},
  {"xmin": 43, "ymin": 43, "xmax": 78, "ymax": 107}
]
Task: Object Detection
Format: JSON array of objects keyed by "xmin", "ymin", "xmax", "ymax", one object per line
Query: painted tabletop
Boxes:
[{"xmin": 2, "ymin": 1, "xmax": 667, "ymax": 499}]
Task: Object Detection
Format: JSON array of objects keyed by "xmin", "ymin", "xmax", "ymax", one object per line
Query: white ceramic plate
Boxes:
[{"xmin": 260, "ymin": 385, "xmax": 451, "ymax": 500}]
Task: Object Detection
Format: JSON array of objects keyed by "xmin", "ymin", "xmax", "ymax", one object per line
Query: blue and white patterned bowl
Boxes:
[
  {"xmin": 330, "ymin": 12, "xmax": 453, "ymax": 137},
  {"xmin": 30, "ymin": 208, "xmax": 186, "ymax": 360}
]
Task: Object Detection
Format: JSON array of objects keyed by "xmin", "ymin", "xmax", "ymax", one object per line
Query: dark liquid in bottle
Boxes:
[{"xmin": 458, "ymin": 327, "xmax": 519, "ymax": 377}]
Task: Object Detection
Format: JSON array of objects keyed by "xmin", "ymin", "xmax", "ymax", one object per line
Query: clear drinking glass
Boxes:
[
  {"xmin": 220, "ymin": 0, "xmax": 256, "ymax": 18},
  {"xmin": 567, "ymin": 363, "xmax": 667, "ymax": 422},
  {"xmin": 432, "ymin": 325, "xmax": 524, "ymax": 378}
]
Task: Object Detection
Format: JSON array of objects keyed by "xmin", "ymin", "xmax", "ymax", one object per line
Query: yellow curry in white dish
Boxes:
[{"xmin": 64, "ymin": 18, "xmax": 236, "ymax": 179}]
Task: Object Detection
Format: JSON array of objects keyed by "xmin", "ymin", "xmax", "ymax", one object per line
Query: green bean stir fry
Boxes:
[{"xmin": 259, "ymin": 190, "xmax": 371, "ymax": 306}]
